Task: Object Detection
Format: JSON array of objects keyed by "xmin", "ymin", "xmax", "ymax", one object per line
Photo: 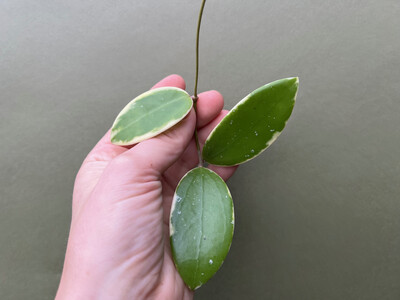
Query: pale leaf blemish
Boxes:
[
  {"xmin": 169, "ymin": 192, "xmax": 182, "ymax": 237},
  {"xmin": 209, "ymin": 259, "xmax": 213, "ymax": 264},
  {"xmin": 170, "ymin": 194, "xmax": 180, "ymax": 218},
  {"xmin": 266, "ymin": 131, "xmax": 281, "ymax": 146}
]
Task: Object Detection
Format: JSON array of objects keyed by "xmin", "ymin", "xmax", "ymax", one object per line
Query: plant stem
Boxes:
[
  {"xmin": 194, "ymin": 0, "xmax": 206, "ymax": 100},
  {"xmin": 193, "ymin": 0, "xmax": 207, "ymax": 167}
]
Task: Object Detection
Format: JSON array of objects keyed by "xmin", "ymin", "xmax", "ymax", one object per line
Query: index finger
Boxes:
[{"xmin": 152, "ymin": 74, "xmax": 186, "ymax": 90}]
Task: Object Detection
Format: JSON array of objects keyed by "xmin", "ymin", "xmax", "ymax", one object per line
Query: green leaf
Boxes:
[
  {"xmin": 111, "ymin": 87, "xmax": 193, "ymax": 145},
  {"xmin": 202, "ymin": 77, "xmax": 299, "ymax": 166},
  {"xmin": 170, "ymin": 167, "xmax": 234, "ymax": 290}
]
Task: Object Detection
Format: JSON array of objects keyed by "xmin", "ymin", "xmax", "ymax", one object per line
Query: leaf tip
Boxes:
[
  {"xmin": 110, "ymin": 130, "xmax": 120, "ymax": 145},
  {"xmin": 291, "ymin": 77, "xmax": 300, "ymax": 102},
  {"xmin": 287, "ymin": 76, "xmax": 299, "ymax": 86}
]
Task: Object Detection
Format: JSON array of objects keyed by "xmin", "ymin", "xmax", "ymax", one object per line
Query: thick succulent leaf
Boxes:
[
  {"xmin": 111, "ymin": 87, "xmax": 193, "ymax": 145},
  {"xmin": 170, "ymin": 167, "xmax": 234, "ymax": 290},
  {"xmin": 202, "ymin": 77, "xmax": 299, "ymax": 166}
]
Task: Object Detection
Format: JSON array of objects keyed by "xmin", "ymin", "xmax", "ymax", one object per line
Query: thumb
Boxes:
[{"xmin": 106, "ymin": 109, "xmax": 196, "ymax": 180}]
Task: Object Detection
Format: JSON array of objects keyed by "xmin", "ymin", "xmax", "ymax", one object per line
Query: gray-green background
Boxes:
[{"xmin": 1, "ymin": 0, "xmax": 399, "ymax": 299}]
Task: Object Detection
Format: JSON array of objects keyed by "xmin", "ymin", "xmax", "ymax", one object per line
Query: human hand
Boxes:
[{"xmin": 56, "ymin": 75, "xmax": 237, "ymax": 300}]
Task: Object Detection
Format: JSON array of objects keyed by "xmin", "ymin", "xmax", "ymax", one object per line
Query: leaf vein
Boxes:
[{"xmin": 114, "ymin": 96, "xmax": 187, "ymax": 136}]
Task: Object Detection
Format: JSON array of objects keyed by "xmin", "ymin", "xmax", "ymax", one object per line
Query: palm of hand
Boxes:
[{"xmin": 57, "ymin": 75, "xmax": 236, "ymax": 300}]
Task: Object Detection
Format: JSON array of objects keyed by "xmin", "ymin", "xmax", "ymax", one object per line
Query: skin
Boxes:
[{"xmin": 56, "ymin": 75, "xmax": 237, "ymax": 300}]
